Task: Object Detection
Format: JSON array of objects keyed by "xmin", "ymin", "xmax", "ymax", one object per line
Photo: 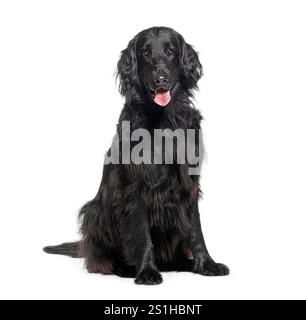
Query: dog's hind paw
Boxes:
[{"xmin": 135, "ymin": 267, "xmax": 163, "ymax": 285}]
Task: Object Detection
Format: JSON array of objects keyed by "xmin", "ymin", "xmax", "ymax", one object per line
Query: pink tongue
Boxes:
[{"xmin": 154, "ymin": 91, "xmax": 171, "ymax": 107}]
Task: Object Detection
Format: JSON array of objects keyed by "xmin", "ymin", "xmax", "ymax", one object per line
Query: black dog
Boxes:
[{"xmin": 44, "ymin": 27, "xmax": 229, "ymax": 285}]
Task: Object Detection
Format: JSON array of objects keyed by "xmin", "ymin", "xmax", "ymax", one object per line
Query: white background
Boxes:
[{"xmin": 0, "ymin": 0, "xmax": 306, "ymax": 300}]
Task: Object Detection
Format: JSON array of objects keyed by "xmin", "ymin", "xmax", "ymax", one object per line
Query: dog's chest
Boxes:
[{"xmin": 146, "ymin": 174, "xmax": 193, "ymax": 234}]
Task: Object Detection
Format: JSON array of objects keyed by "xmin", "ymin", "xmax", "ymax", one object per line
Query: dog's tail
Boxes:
[{"xmin": 43, "ymin": 241, "xmax": 81, "ymax": 258}]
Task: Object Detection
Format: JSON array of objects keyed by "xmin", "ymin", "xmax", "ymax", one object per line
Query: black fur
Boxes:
[{"xmin": 44, "ymin": 27, "xmax": 229, "ymax": 285}]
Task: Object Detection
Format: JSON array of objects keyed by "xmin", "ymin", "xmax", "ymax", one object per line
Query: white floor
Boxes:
[{"xmin": 1, "ymin": 238, "xmax": 305, "ymax": 300}]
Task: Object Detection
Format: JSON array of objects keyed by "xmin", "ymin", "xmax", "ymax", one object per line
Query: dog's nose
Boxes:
[{"xmin": 154, "ymin": 76, "xmax": 169, "ymax": 87}]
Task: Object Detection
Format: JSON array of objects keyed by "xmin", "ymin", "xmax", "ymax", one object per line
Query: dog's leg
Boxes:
[
  {"xmin": 190, "ymin": 203, "xmax": 230, "ymax": 276},
  {"xmin": 122, "ymin": 201, "xmax": 163, "ymax": 285}
]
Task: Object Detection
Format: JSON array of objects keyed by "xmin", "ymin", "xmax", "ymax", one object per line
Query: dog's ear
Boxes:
[
  {"xmin": 179, "ymin": 37, "xmax": 203, "ymax": 90},
  {"xmin": 117, "ymin": 38, "xmax": 139, "ymax": 96}
]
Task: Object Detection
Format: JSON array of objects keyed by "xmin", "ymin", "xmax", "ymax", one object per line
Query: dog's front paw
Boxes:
[
  {"xmin": 194, "ymin": 258, "xmax": 230, "ymax": 276},
  {"xmin": 135, "ymin": 266, "xmax": 163, "ymax": 285}
]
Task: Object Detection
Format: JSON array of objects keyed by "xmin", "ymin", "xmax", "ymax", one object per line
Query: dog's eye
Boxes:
[
  {"xmin": 143, "ymin": 50, "xmax": 151, "ymax": 58},
  {"xmin": 167, "ymin": 49, "xmax": 174, "ymax": 56}
]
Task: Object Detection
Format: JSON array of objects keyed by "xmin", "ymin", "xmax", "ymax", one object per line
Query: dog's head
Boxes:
[{"xmin": 117, "ymin": 27, "xmax": 202, "ymax": 107}]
